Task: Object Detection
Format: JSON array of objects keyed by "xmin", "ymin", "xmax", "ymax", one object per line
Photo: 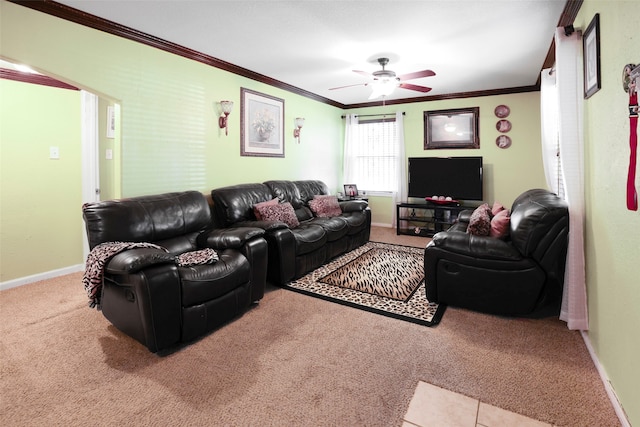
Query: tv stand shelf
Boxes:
[{"xmin": 396, "ymin": 202, "xmax": 469, "ymax": 237}]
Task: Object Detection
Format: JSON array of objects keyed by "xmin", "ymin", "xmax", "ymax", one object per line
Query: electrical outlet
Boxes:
[
  {"xmin": 49, "ymin": 146, "xmax": 60, "ymax": 159},
  {"xmin": 106, "ymin": 149, "xmax": 113, "ymax": 160}
]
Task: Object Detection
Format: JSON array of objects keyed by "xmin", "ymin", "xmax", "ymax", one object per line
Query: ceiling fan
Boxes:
[{"xmin": 330, "ymin": 57, "xmax": 435, "ymax": 99}]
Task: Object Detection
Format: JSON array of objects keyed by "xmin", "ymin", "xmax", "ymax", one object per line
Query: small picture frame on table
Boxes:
[{"xmin": 343, "ymin": 184, "xmax": 358, "ymax": 197}]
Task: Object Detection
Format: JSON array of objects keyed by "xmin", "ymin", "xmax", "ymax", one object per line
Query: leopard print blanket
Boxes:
[
  {"xmin": 82, "ymin": 242, "xmax": 168, "ymax": 309},
  {"xmin": 83, "ymin": 242, "xmax": 222, "ymax": 309}
]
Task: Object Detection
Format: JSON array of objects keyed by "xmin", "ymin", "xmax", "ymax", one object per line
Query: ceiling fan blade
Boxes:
[
  {"xmin": 329, "ymin": 83, "xmax": 368, "ymax": 90},
  {"xmin": 397, "ymin": 69, "xmax": 436, "ymax": 81},
  {"xmin": 352, "ymin": 70, "xmax": 371, "ymax": 77},
  {"xmin": 398, "ymin": 83, "xmax": 432, "ymax": 93}
]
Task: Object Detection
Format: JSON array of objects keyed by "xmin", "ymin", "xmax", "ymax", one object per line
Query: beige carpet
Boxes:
[{"xmin": 0, "ymin": 226, "xmax": 620, "ymax": 426}]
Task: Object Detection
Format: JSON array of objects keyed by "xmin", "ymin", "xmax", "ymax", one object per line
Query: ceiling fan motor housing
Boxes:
[{"xmin": 373, "ymin": 58, "xmax": 397, "ymax": 80}]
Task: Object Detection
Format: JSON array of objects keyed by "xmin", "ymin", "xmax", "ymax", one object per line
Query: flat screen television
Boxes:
[{"xmin": 408, "ymin": 156, "xmax": 483, "ymax": 201}]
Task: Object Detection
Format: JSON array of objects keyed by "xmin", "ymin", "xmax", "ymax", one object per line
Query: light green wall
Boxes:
[
  {"xmin": 575, "ymin": 2, "xmax": 640, "ymax": 424},
  {"xmin": 0, "ymin": 0, "xmax": 342, "ymax": 282},
  {"xmin": 0, "ymin": 1, "xmax": 344, "ymax": 198},
  {"xmin": 352, "ymin": 92, "xmax": 546, "ymax": 225},
  {"xmin": 0, "ymin": 78, "xmax": 83, "ymax": 281}
]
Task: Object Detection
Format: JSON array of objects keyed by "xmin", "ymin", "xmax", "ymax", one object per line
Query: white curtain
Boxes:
[
  {"xmin": 343, "ymin": 114, "xmax": 359, "ymax": 187},
  {"xmin": 392, "ymin": 111, "xmax": 407, "ymax": 226},
  {"xmin": 551, "ymin": 28, "xmax": 589, "ymax": 330}
]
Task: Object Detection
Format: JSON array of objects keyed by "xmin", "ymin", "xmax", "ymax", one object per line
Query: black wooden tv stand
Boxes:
[{"xmin": 396, "ymin": 202, "xmax": 470, "ymax": 237}]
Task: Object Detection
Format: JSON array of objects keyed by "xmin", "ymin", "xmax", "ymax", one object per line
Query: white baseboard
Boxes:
[
  {"xmin": 371, "ymin": 222, "xmax": 393, "ymax": 228},
  {"xmin": 0, "ymin": 264, "xmax": 84, "ymax": 291},
  {"xmin": 581, "ymin": 331, "xmax": 631, "ymax": 427}
]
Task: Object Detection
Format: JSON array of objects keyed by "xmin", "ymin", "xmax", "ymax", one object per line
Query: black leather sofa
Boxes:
[
  {"xmin": 424, "ymin": 189, "xmax": 569, "ymax": 317},
  {"xmin": 82, "ymin": 191, "xmax": 268, "ymax": 352},
  {"xmin": 210, "ymin": 180, "xmax": 371, "ymax": 285}
]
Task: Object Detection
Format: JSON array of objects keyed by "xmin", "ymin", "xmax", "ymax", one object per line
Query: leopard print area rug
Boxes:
[{"xmin": 284, "ymin": 242, "xmax": 445, "ymax": 326}]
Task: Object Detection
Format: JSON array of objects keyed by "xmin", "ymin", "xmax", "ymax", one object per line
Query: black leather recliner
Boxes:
[
  {"xmin": 210, "ymin": 180, "xmax": 371, "ymax": 285},
  {"xmin": 424, "ymin": 189, "xmax": 569, "ymax": 317},
  {"xmin": 82, "ymin": 191, "xmax": 268, "ymax": 352}
]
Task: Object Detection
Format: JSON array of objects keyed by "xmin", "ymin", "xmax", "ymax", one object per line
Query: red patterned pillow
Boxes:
[
  {"xmin": 309, "ymin": 195, "xmax": 342, "ymax": 217},
  {"xmin": 255, "ymin": 202, "xmax": 299, "ymax": 228},
  {"xmin": 253, "ymin": 198, "xmax": 279, "ymax": 220},
  {"xmin": 490, "ymin": 209, "xmax": 511, "ymax": 239},
  {"xmin": 467, "ymin": 203, "xmax": 492, "ymax": 236}
]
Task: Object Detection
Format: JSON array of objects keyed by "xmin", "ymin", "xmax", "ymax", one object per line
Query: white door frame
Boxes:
[{"xmin": 81, "ymin": 90, "xmax": 99, "ymax": 262}]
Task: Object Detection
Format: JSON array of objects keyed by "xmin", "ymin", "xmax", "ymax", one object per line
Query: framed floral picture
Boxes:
[{"xmin": 240, "ymin": 88, "xmax": 285, "ymax": 157}]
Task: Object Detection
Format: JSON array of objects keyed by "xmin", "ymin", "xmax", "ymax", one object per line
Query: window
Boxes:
[{"xmin": 348, "ymin": 118, "xmax": 400, "ymax": 193}]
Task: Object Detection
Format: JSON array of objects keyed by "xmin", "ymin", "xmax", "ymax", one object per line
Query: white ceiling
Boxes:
[{"xmin": 54, "ymin": 0, "xmax": 568, "ymax": 106}]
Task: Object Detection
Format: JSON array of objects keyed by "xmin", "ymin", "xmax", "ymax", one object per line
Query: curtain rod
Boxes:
[{"xmin": 341, "ymin": 112, "xmax": 405, "ymax": 119}]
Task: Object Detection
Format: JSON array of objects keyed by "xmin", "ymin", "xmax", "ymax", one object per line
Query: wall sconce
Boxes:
[
  {"xmin": 293, "ymin": 117, "xmax": 305, "ymax": 143},
  {"xmin": 218, "ymin": 100, "xmax": 234, "ymax": 135}
]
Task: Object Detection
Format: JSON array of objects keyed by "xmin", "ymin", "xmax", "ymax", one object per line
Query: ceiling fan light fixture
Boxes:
[
  {"xmin": 369, "ymin": 78, "xmax": 398, "ymax": 99},
  {"xmin": 331, "ymin": 57, "xmax": 434, "ymax": 100}
]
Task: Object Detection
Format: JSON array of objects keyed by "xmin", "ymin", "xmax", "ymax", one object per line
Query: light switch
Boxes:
[
  {"xmin": 105, "ymin": 148, "xmax": 113, "ymax": 160},
  {"xmin": 49, "ymin": 146, "xmax": 60, "ymax": 159}
]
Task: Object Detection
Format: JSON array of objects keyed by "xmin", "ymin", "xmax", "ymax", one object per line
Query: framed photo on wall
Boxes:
[
  {"xmin": 424, "ymin": 107, "xmax": 479, "ymax": 149},
  {"xmin": 240, "ymin": 88, "xmax": 285, "ymax": 157},
  {"xmin": 583, "ymin": 13, "xmax": 601, "ymax": 99}
]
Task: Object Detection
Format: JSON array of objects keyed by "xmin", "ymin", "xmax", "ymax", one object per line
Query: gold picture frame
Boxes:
[{"xmin": 240, "ymin": 88, "xmax": 285, "ymax": 157}]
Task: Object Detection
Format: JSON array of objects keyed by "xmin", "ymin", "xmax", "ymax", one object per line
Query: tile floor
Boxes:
[{"xmin": 402, "ymin": 381, "xmax": 555, "ymax": 427}]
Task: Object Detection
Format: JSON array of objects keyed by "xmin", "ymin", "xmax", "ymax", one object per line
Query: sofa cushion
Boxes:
[
  {"xmin": 509, "ymin": 189, "xmax": 569, "ymax": 257},
  {"xmin": 264, "ymin": 180, "xmax": 304, "ymax": 209},
  {"xmin": 308, "ymin": 217, "xmax": 349, "ymax": 241},
  {"xmin": 253, "ymin": 198, "xmax": 279, "ymax": 220},
  {"xmin": 490, "ymin": 209, "xmax": 510, "ymax": 239},
  {"xmin": 295, "ymin": 206, "xmax": 314, "ymax": 222},
  {"xmin": 290, "ymin": 224, "xmax": 327, "ymax": 255},
  {"xmin": 180, "ymin": 250, "xmax": 251, "ymax": 306},
  {"xmin": 211, "ymin": 183, "xmax": 274, "ymax": 227},
  {"xmin": 309, "ymin": 195, "xmax": 342, "ymax": 217},
  {"xmin": 340, "ymin": 211, "xmax": 368, "ymax": 234},
  {"xmin": 255, "ymin": 202, "xmax": 300, "ymax": 228},
  {"xmin": 467, "ymin": 203, "xmax": 492, "ymax": 236},
  {"xmin": 82, "ymin": 191, "xmax": 211, "ymax": 249},
  {"xmin": 294, "ymin": 180, "xmax": 330, "ymax": 204}
]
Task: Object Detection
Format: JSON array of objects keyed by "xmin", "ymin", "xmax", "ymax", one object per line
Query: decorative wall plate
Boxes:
[
  {"xmin": 496, "ymin": 135, "xmax": 512, "ymax": 149},
  {"xmin": 496, "ymin": 119, "xmax": 512, "ymax": 133},
  {"xmin": 494, "ymin": 105, "xmax": 510, "ymax": 118}
]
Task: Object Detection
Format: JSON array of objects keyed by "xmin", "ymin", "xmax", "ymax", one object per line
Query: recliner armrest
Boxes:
[
  {"xmin": 198, "ymin": 227, "xmax": 265, "ymax": 249},
  {"xmin": 431, "ymin": 231, "xmax": 522, "ymax": 261},
  {"xmin": 105, "ymin": 248, "xmax": 175, "ymax": 274},
  {"xmin": 340, "ymin": 200, "xmax": 368, "ymax": 212},
  {"xmin": 236, "ymin": 220, "xmax": 289, "ymax": 231},
  {"xmin": 456, "ymin": 209, "xmax": 474, "ymax": 224}
]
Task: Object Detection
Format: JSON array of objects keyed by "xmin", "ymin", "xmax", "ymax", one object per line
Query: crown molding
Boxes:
[
  {"xmin": 0, "ymin": 68, "xmax": 79, "ymax": 90},
  {"xmin": 9, "ymin": 0, "xmax": 581, "ymax": 108},
  {"xmin": 8, "ymin": 0, "xmax": 346, "ymax": 108}
]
